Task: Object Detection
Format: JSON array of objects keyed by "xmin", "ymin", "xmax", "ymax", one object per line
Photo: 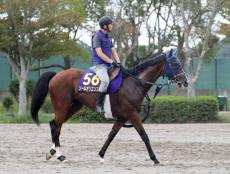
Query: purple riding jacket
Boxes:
[{"xmin": 91, "ymin": 30, "xmax": 113, "ymax": 67}]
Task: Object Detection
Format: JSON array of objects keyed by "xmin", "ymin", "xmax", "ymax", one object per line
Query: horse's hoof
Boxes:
[
  {"xmin": 46, "ymin": 153, "xmax": 52, "ymax": 160},
  {"xmin": 46, "ymin": 149, "xmax": 56, "ymax": 160},
  {"xmin": 99, "ymin": 157, "xmax": 105, "ymax": 164},
  {"xmin": 57, "ymin": 155, "xmax": 67, "ymax": 162},
  {"xmin": 154, "ymin": 159, "xmax": 160, "ymax": 165}
]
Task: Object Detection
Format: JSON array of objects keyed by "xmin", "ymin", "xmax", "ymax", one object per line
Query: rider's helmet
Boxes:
[{"xmin": 99, "ymin": 16, "xmax": 113, "ymax": 31}]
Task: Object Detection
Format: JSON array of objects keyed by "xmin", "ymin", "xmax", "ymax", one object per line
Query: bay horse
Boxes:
[{"xmin": 31, "ymin": 49, "xmax": 188, "ymax": 164}]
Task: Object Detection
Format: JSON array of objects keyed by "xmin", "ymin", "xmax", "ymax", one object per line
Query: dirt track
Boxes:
[{"xmin": 0, "ymin": 123, "xmax": 230, "ymax": 174}]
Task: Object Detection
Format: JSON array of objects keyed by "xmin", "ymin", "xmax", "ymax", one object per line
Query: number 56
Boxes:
[{"xmin": 83, "ymin": 73, "xmax": 100, "ymax": 86}]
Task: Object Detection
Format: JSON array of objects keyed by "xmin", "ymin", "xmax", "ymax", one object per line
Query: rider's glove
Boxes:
[{"xmin": 112, "ymin": 62, "xmax": 120, "ymax": 68}]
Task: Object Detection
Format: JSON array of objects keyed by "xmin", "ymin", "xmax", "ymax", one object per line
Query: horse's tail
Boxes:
[{"xmin": 31, "ymin": 72, "xmax": 56, "ymax": 125}]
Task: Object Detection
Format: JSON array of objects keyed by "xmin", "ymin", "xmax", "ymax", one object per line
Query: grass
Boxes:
[
  {"xmin": 0, "ymin": 112, "xmax": 104, "ymax": 124},
  {"xmin": 0, "ymin": 112, "xmax": 54, "ymax": 124}
]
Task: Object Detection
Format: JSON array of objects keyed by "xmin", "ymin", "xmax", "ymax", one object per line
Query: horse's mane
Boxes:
[{"xmin": 124, "ymin": 52, "xmax": 164, "ymax": 76}]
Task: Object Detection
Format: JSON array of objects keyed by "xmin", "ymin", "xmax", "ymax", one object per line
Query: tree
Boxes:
[
  {"xmin": 173, "ymin": 0, "xmax": 224, "ymax": 96},
  {"xmin": 0, "ymin": 0, "xmax": 86, "ymax": 115},
  {"xmin": 111, "ymin": 0, "xmax": 156, "ymax": 67},
  {"xmin": 145, "ymin": 0, "xmax": 176, "ymax": 53}
]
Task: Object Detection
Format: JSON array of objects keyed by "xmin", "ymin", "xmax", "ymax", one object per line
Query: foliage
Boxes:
[
  {"xmin": 2, "ymin": 96, "xmax": 14, "ymax": 111},
  {"xmin": 0, "ymin": 0, "xmax": 87, "ymax": 58},
  {"xmin": 221, "ymin": 0, "xmax": 230, "ymax": 20},
  {"xmin": 41, "ymin": 97, "xmax": 54, "ymax": 113},
  {"xmin": 84, "ymin": 0, "xmax": 110, "ymax": 20},
  {"xmin": 0, "ymin": 113, "xmax": 54, "ymax": 124},
  {"xmin": 70, "ymin": 106, "xmax": 107, "ymax": 123},
  {"xmin": 8, "ymin": 80, "xmax": 35, "ymax": 102},
  {"xmin": 0, "ymin": 102, "xmax": 4, "ymax": 113},
  {"xmin": 150, "ymin": 96, "xmax": 218, "ymax": 123},
  {"xmin": 219, "ymin": 23, "xmax": 230, "ymax": 37},
  {"xmin": 0, "ymin": 0, "xmax": 87, "ymax": 114}
]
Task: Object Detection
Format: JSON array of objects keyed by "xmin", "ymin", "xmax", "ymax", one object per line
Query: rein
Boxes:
[{"xmin": 120, "ymin": 65, "xmax": 170, "ymax": 86}]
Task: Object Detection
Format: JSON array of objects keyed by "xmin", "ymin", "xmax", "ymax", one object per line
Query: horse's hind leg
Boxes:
[
  {"xmin": 130, "ymin": 112, "xmax": 160, "ymax": 164},
  {"xmin": 46, "ymin": 100, "xmax": 82, "ymax": 162},
  {"xmin": 46, "ymin": 119, "xmax": 61, "ymax": 160},
  {"xmin": 46, "ymin": 114, "xmax": 66, "ymax": 162},
  {"xmin": 99, "ymin": 119, "xmax": 124, "ymax": 163}
]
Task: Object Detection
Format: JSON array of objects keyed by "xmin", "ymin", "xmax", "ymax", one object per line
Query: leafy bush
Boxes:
[
  {"xmin": 150, "ymin": 96, "xmax": 218, "ymax": 123},
  {"xmin": 27, "ymin": 80, "xmax": 35, "ymax": 97},
  {"xmin": 0, "ymin": 102, "xmax": 4, "ymax": 112},
  {"xmin": 2, "ymin": 96, "xmax": 14, "ymax": 111},
  {"xmin": 70, "ymin": 106, "xmax": 106, "ymax": 123},
  {"xmin": 41, "ymin": 97, "xmax": 53, "ymax": 113},
  {"xmin": 38, "ymin": 98, "xmax": 107, "ymax": 122},
  {"xmin": 8, "ymin": 80, "xmax": 19, "ymax": 101},
  {"xmin": 8, "ymin": 80, "xmax": 35, "ymax": 102}
]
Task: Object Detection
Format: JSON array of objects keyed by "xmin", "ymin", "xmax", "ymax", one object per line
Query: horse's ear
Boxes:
[
  {"xmin": 172, "ymin": 48, "xmax": 178, "ymax": 57},
  {"xmin": 166, "ymin": 49, "xmax": 173, "ymax": 59},
  {"xmin": 166, "ymin": 48, "xmax": 178, "ymax": 59}
]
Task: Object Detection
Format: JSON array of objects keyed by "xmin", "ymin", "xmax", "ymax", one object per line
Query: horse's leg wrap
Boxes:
[
  {"xmin": 55, "ymin": 147, "xmax": 67, "ymax": 162},
  {"xmin": 47, "ymin": 119, "xmax": 65, "ymax": 161},
  {"xmin": 50, "ymin": 148, "xmax": 56, "ymax": 156},
  {"xmin": 57, "ymin": 155, "xmax": 66, "ymax": 162}
]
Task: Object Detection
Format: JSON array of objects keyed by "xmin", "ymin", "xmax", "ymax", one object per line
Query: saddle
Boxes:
[{"xmin": 76, "ymin": 67, "xmax": 122, "ymax": 93}]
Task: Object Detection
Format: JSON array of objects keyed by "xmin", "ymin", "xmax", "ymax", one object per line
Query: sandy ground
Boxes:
[{"xmin": 0, "ymin": 123, "xmax": 230, "ymax": 174}]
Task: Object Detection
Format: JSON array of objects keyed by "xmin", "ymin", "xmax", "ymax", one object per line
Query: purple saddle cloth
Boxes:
[{"xmin": 77, "ymin": 69, "xmax": 122, "ymax": 93}]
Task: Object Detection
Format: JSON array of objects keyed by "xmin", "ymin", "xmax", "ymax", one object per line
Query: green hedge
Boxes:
[
  {"xmin": 150, "ymin": 96, "xmax": 218, "ymax": 123},
  {"xmin": 70, "ymin": 106, "xmax": 107, "ymax": 123},
  {"xmin": 0, "ymin": 96, "xmax": 219, "ymax": 123}
]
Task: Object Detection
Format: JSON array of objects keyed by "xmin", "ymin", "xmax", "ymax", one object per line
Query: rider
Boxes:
[{"xmin": 91, "ymin": 16, "xmax": 121, "ymax": 113}]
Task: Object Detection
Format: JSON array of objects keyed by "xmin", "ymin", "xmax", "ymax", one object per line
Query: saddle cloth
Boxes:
[
  {"xmin": 76, "ymin": 68, "xmax": 122, "ymax": 119},
  {"xmin": 77, "ymin": 68, "xmax": 122, "ymax": 93}
]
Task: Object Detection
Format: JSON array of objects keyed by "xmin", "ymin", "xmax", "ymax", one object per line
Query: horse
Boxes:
[{"xmin": 30, "ymin": 48, "xmax": 188, "ymax": 164}]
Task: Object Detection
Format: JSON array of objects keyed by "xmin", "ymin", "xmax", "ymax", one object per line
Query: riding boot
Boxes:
[{"xmin": 96, "ymin": 92, "xmax": 106, "ymax": 113}]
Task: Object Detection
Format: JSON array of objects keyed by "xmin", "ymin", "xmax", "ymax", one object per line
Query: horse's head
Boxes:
[{"xmin": 164, "ymin": 49, "xmax": 188, "ymax": 87}]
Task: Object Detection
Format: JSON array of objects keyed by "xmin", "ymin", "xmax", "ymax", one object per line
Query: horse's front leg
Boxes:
[
  {"xmin": 130, "ymin": 112, "xmax": 160, "ymax": 164},
  {"xmin": 99, "ymin": 120, "xmax": 124, "ymax": 163}
]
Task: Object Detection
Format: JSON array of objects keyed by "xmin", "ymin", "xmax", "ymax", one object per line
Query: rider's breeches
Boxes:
[{"xmin": 92, "ymin": 64, "xmax": 109, "ymax": 92}]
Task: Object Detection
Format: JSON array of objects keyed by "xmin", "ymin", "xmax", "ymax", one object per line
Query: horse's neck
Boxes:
[{"xmin": 138, "ymin": 62, "xmax": 164, "ymax": 92}]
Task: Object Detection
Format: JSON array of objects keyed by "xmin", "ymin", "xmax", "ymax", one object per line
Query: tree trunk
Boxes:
[
  {"xmin": 18, "ymin": 57, "xmax": 29, "ymax": 115},
  {"xmin": 187, "ymin": 74, "xmax": 196, "ymax": 96},
  {"xmin": 18, "ymin": 75, "xmax": 27, "ymax": 115}
]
